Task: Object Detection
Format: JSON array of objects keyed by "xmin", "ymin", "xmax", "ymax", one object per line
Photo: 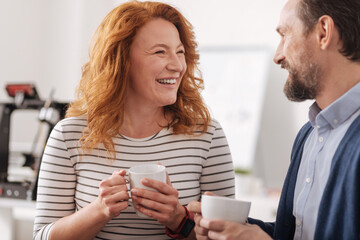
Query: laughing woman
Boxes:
[{"xmin": 33, "ymin": 1, "xmax": 235, "ymax": 239}]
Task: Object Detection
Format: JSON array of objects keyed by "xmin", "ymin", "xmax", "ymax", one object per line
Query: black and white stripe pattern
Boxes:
[{"xmin": 33, "ymin": 116, "xmax": 235, "ymax": 239}]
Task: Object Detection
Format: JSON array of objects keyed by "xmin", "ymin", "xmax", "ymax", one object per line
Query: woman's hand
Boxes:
[
  {"xmin": 130, "ymin": 172, "xmax": 186, "ymax": 230},
  {"xmin": 96, "ymin": 170, "xmax": 129, "ymax": 221}
]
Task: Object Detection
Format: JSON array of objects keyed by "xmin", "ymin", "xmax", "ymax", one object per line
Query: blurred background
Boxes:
[{"xmin": 0, "ymin": 0, "xmax": 312, "ymax": 239}]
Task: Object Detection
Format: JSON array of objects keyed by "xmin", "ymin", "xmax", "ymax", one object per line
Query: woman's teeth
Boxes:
[{"xmin": 157, "ymin": 79, "xmax": 176, "ymax": 84}]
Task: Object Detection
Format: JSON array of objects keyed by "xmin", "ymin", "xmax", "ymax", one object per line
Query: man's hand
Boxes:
[
  {"xmin": 188, "ymin": 191, "xmax": 272, "ymax": 240},
  {"xmin": 187, "ymin": 192, "xmax": 216, "ymax": 239},
  {"xmin": 199, "ymin": 218, "xmax": 272, "ymax": 240}
]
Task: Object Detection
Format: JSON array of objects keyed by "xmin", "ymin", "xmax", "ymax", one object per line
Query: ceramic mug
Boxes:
[
  {"xmin": 128, "ymin": 164, "xmax": 166, "ymax": 217},
  {"xmin": 201, "ymin": 195, "xmax": 251, "ymax": 223}
]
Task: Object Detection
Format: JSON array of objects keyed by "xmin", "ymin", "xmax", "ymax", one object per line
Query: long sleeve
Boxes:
[
  {"xmin": 33, "ymin": 123, "xmax": 76, "ymax": 239},
  {"xmin": 200, "ymin": 121, "xmax": 235, "ymax": 198}
]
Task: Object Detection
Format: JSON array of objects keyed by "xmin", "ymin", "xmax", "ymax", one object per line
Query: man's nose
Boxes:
[{"xmin": 273, "ymin": 46, "xmax": 285, "ymax": 65}]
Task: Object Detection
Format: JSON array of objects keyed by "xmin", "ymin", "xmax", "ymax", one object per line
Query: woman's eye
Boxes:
[
  {"xmin": 177, "ymin": 50, "xmax": 185, "ymax": 54},
  {"xmin": 155, "ymin": 50, "xmax": 165, "ymax": 54}
]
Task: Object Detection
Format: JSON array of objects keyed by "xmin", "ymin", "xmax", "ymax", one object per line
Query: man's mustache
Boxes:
[{"xmin": 281, "ymin": 60, "xmax": 290, "ymax": 70}]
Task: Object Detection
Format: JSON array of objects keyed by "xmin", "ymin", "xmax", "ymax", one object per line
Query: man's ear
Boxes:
[{"xmin": 315, "ymin": 15, "xmax": 336, "ymax": 50}]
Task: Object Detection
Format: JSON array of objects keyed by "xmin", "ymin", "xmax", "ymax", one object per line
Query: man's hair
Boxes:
[{"xmin": 297, "ymin": 0, "xmax": 360, "ymax": 62}]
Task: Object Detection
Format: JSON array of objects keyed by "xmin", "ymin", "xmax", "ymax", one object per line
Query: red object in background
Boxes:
[{"xmin": 5, "ymin": 83, "xmax": 39, "ymax": 99}]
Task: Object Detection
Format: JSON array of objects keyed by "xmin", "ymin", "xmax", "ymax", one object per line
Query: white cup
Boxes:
[
  {"xmin": 128, "ymin": 164, "xmax": 166, "ymax": 217},
  {"xmin": 201, "ymin": 195, "xmax": 251, "ymax": 223}
]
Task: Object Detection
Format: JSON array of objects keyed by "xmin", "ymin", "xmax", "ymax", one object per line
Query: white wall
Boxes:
[
  {"xmin": 0, "ymin": 0, "xmax": 116, "ymax": 102},
  {"xmin": 0, "ymin": 0, "xmax": 311, "ymax": 190}
]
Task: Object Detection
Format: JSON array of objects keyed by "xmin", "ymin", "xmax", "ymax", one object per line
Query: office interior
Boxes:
[{"xmin": 0, "ymin": 0, "xmax": 313, "ymax": 239}]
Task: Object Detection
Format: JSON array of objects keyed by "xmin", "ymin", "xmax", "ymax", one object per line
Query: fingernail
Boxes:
[
  {"xmin": 131, "ymin": 189, "xmax": 137, "ymax": 194},
  {"xmin": 142, "ymin": 178, "xmax": 148, "ymax": 184}
]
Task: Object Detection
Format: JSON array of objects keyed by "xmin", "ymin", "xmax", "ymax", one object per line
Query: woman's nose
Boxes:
[{"xmin": 167, "ymin": 53, "xmax": 185, "ymax": 72}]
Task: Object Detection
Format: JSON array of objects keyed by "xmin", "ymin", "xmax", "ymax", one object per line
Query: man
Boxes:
[{"xmin": 187, "ymin": 0, "xmax": 360, "ymax": 239}]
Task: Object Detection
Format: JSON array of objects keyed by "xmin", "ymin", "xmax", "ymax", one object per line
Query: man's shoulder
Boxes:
[
  {"xmin": 294, "ymin": 122, "xmax": 313, "ymax": 144},
  {"xmin": 338, "ymin": 114, "xmax": 360, "ymax": 151}
]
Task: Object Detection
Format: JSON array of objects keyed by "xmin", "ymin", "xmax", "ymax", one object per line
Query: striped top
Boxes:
[{"xmin": 33, "ymin": 116, "xmax": 235, "ymax": 240}]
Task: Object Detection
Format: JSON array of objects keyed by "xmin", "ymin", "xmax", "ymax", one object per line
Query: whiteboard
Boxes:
[{"xmin": 199, "ymin": 48, "xmax": 271, "ymax": 169}]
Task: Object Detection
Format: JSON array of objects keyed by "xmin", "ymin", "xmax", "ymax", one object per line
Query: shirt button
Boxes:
[
  {"xmin": 296, "ymin": 220, "xmax": 302, "ymax": 226},
  {"xmin": 306, "ymin": 177, "xmax": 311, "ymax": 183},
  {"xmin": 333, "ymin": 119, "xmax": 338, "ymax": 125},
  {"xmin": 319, "ymin": 137, "xmax": 324, "ymax": 142}
]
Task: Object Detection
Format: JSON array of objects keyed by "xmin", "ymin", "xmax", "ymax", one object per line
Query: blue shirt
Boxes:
[{"xmin": 293, "ymin": 82, "xmax": 360, "ymax": 240}]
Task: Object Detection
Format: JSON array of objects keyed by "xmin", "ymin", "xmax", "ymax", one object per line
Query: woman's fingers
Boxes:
[
  {"xmin": 165, "ymin": 171, "xmax": 173, "ymax": 187},
  {"xmin": 100, "ymin": 184, "xmax": 128, "ymax": 197},
  {"xmin": 132, "ymin": 193, "xmax": 174, "ymax": 211},
  {"xmin": 100, "ymin": 170, "xmax": 127, "ymax": 189},
  {"xmin": 131, "ymin": 187, "xmax": 177, "ymax": 204},
  {"xmin": 100, "ymin": 196, "xmax": 129, "ymax": 218},
  {"xmin": 130, "ymin": 178, "xmax": 178, "ymax": 210},
  {"xmin": 111, "ymin": 191, "xmax": 130, "ymax": 208},
  {"xmin": 130, "ymin": 176, "xmax": 184, "ymax": 226},
  {"xmin": 131, "ymin": 189, "xmax": 177, "ymax": 222},
  {"xmin": 99, "ymin": 170, "xmax": 128, "ymax": 199},
  {"xmin": 97, "ymin": 170, "xmax": 130, "ymax": 219},
  {"xmin": 140, "ymin": 178, "xmax": 175, "ymax": 196},
  {"xmin": 112, "ymin": 169, "xmax": 127, "ymax": 182},
  {"xmin": 133, "ymin": 201, "xmax": 170, "ymax": 221}
]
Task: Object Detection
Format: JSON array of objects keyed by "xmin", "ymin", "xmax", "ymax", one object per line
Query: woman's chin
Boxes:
[{"xmin": 161, "ymin": 96, "xmax": 177, "ymax": 107}]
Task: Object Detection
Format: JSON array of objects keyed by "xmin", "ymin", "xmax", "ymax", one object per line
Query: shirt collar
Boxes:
[{"xmin": 308, "ymin": 82, "xmax": 360, "ymax": 129}]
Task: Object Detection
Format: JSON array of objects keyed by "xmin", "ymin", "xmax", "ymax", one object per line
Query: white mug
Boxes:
[
  {"xmin": 201, "ymin": 195, "xmax": 251, "ymax": 223},
  {"xmin": 128, "ymin": 164, "xmax": 166, "ymax": 217}
]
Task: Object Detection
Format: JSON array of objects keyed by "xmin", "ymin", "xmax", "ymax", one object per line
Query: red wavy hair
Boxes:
[{"xmin": 66, "ymin": 1, "xmax": 210, "ymax": 158}]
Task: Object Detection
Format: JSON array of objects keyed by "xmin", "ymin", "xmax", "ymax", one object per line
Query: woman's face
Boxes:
[{"xmin": 127, "ymin": 18, "xmax": 187, "ymax": 109}]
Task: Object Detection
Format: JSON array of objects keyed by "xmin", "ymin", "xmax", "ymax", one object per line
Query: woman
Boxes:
[{"xmin": 33, "ymin": 1, "xmax": 235, "ymax": 239}]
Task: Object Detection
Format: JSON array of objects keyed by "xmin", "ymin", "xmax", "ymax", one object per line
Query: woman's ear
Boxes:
[{"xmin": 315, "ymin": 15, "xmax": 335, "ymax": 50}]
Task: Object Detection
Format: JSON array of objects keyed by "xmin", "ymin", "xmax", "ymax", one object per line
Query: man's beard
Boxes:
[{"xmin": 281, "ymin": 58, "xmax": 322, "ymax": 102}]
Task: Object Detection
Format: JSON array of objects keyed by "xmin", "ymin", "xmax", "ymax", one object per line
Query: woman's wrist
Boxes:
[
  {"xmin": 165, "ymin": 205, "xmax": 195, "ymax": 239},
  {"xmin": 167, "ymin": 203, "xmax": 186, "ymax": 231},
  {"xmin": 92, "ymin": 198, "xmax": 114, "ymax": 223}
]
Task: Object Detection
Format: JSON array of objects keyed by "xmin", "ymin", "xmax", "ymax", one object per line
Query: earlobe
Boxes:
[{"xmin": 316, "ymin": 15, "xmax": 335, "ymax": 50}]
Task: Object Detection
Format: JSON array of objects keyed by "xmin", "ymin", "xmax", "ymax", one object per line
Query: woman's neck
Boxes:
[{"xmin": 120, "ymin": 106, "xmax": 170, "ymax": 139}]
